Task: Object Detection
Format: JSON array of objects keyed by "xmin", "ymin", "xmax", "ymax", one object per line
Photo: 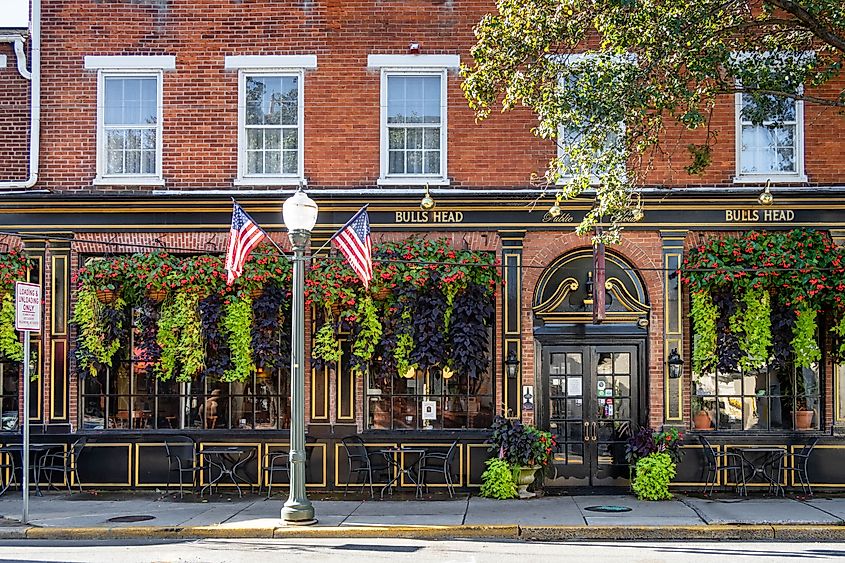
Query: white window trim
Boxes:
[
  {"xmin": 0, "ymin": 55, "xmax": 7, "ymax": 69},
  {"xmin": 377, "ymin": 68, "xmax": 450, "ymax": 186},
  {"xmin": 224, "ymin": 55, "xmax": 317, "ymax": 70},
  {"xmin": 733, "ymin": 92, "xmax": 807, "ymax": 183},
  {"xmin": 233, "ymin": 68, "xmax": 307, "ymax": 186},
  {"xmin": 367, "ymin": 54, "xmax": 460, "ymax": 69},
  {"xmin": 84, "ymin": 55, "xmax": 176, "ymax": 71},
  {"xmin": 93, "ymin": 69, "xmax": 165, "ymax": 186}
]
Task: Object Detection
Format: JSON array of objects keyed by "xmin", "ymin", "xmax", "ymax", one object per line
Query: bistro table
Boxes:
[
  {"xmin": 200, "ymin": 446, "xmax": 254, "ymax": 498},
  {"xmin": 379, "ymin": 447, "xmax": 426, "ymax": 499},
  {"xmin": 735, "ymin": 446, "xmax": 786, "ymax": 497},
  {"xmin": 0, "ymin": 443, "xmax": 66, "ymax": 497}
]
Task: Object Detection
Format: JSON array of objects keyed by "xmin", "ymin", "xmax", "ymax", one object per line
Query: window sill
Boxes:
[
  {"xmin": 732, "ymin": 174, "xmax": 808, "ymax": 184},
  {"xmin": 93, "ymin": 176, "xmax": 165, "ymax": 187},
  {"xmin": 377, "ymin": 177, "xmax": 450, "ymax": 187},
  {"xmin": 233, "ymin": 177, "xmax": 306, "ymax": 187}
]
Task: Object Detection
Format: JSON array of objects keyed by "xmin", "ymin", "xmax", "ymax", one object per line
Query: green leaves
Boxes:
[
  {"xmin": 690, "ymin": 291, "xmax": 717, "ymax": 374},
  {"xmin": 462, "ymin": 0, "xmax": 845, "ymax": 242},
  {"xmin": 480, "ymin": 458, "xmax": 518, "ymax": 500},
  {"xmin": 631, "ymin": 452, "xmax": 676, "ymax": 501},
  {"xmin": 0, "ymin": 293, "xmax": 23, "ymax": 363}
]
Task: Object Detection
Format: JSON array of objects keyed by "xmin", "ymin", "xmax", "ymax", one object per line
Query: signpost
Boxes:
[{"xmin": 14, "ymin": 281, "xmax": 40, "ymax": 525}]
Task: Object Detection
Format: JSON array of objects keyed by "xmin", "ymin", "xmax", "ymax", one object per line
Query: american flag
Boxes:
[
  {"xmin": 225, "ymin": 202, "xmax": 266, "ymax": 285},
  {"xmin": 331, "ymin": 205, "xmax": 373, "ymax": 289}
]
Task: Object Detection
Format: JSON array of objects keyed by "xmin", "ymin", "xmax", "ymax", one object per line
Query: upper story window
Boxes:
[
  {"xmin": 85, "ymin": 56, "xmax": 174, "ymax": 186},
  {"xmin": 369, "ymin": 55, "xmax": 459, "ymax": 186},
  {"xmin": 225, "ymin": 55, "xmax": 317, "ymax": 186},
  {"xmin": 735, "ymin": 92, "xmax": 806, "ymax": 182},
  {"xmin": 554, "ymin": 54, "xmax": 629, "ymax": 184}
]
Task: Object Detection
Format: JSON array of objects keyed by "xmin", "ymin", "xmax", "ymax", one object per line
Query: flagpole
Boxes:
[
  {"xmin": 230, "ymin": 198, "xmax": 290, "ymax": 260},
  {"xmin": 312, "ymin": 204, "xmax": 370, "ymax": 258}
]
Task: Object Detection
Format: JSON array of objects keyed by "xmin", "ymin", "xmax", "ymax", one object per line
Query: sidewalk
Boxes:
[{"xmin": 1, "ymin": 492, "xmax": 845, "ymax": 541}]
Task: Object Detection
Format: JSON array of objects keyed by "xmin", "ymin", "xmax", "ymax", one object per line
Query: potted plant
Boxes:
[
  {"xmin": 693, "ymin": 409, "xmax": 713, "ymax": 430},
  {"xmin": 487, "ymin": 415, "xmax": 557, "ymax": 499},
  {"xmin": 625, "ymin": 427, "xmax": 684, "ymax": 500}
]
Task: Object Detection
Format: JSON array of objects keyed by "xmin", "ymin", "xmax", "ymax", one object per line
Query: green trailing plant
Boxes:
[
  {"xmin": 73, "ymin": 288, "xmax": 125, "ymax": 377},
  {"xmin": 0, "ymin": 293, "xmax": 23, "ymax": 362},
  {"xmin": 312, "ymin": 321, "xmax": 342, "ymax": 364},
  {"xmin": 684, "ymin": 229, "xmax": 845, "ymax": 372},
  {"xmin": 732, "ymin": 289, "xmax": 772, "ymax": 372},
  {"xmin": 223, "ymin": 296, "xmax": 255, "ymax": 383},
  {"xmin": 631, "ymin": 452, "xmax": 676, "ymax": 501},
  {"xmin": 833, "ymin": 315, "xmax": 845, "ymax": 361},
  {"xmin": 690, "ymin": 290, "xmax": 717, "ymax": 375},
  {"xmin": 350, "ymin": 296, "xmax": 382, "ymax": 375},
  {"xmin": 791, "ymin": 305, "xmax": 821, "ymax": 368},
  {"xmin": 480, "ymin": 458, "xmax": 518, "ymax": 500},
  {"xmin": 156, "ymin": 292, "xmax": 204, "ymax": 382}
]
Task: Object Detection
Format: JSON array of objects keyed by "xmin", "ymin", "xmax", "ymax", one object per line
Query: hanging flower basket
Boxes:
[
  {"xmin": 372, "ymin": 285, "xmax": 392, "ymax": 301},
  {"xmin": 145, "ymin": 289, "xmax": 167, "ymax": 303},
  {"xmin": 249, "ymin": 287, "xmax": 264, "ymax": 299},
  {"xmin": 95, "ymin": 288, "xmax": 118, "ymax": 304}
]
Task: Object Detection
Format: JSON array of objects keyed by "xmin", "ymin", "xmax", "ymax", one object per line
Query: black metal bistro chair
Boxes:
[
  {"xmin": 699, "ymin": 435, "xmax": 749, "ymax": 496},
  {"xmin": 418, "ymin": 440, "xmax": 459, "ymax": 498},
  {"xmin": 164, "ymin": 436, "xmax": 202, "ymax": 498},
  {"xmin": 0, "ymin": 446, "xmax": 17, "ymax": 496},
  {"xmin": 262, "ymin": 449, "xmax": 289, "ymax": 499},
  {"xmin": 340, "ymin": 435, "xmax": 389, "ymax": 499},
  {"xmin": 781, "ymin": 437, "xmax": 819, "ymax": 496},
  {"xmin": 39, "ymin": 438, "xmax": 87, "ymax": 493}
]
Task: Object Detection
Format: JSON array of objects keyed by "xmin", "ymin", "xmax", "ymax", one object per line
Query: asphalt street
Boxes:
[{"xmin": 0, "ymin": 538, "xmax": 844, "ymax": 562}]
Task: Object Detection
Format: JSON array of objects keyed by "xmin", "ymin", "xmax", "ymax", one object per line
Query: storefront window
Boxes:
[
  {"xmin": 692, "ymin": 361, "xmax": 821, "ymax": 431},
  {"xmin": 1, "ymin": 362, "xmax": 19, "ymax": 430},
  {"xmin": 79, "ymin": 307, "xmax": 291, "ymax": 431},
  {"xmin": 365, "ymin": 329, "xmax": 495, "ymax": 430}
]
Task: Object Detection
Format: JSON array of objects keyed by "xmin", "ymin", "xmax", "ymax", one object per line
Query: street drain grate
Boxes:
[
  {"xmin": 106, "ymin": 515, "xmax": 156, "ymax": 523},
  {"xmin": 583, "ymin": 505, "xmax": 632, "ymax": 513}
]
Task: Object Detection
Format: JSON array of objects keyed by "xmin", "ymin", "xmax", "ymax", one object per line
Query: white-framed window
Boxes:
[
  {"xmin": 225, "ymin": 55, "xmax": 316, "ymax": 186},
  {"xmin": 369, "ymin": 55, "xmax": 459, "ymax": 186},
  {"xmin": 735, "ymin": 92, "xmax": 806, "ymax": 182},
  {"xmin": 555, "ymin": 54, "xmax": 627, "ymax": 185},
  {"xmin": 86, "ymin": 56, "xmax": 174, "ymax": 186}
]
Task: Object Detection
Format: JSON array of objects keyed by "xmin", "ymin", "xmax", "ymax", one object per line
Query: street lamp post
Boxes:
[{"xmin": 281, "ymin": 188, "xmax": 318, "ymax": 525}]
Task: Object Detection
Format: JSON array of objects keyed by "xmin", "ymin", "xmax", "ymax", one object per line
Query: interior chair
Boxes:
[
  {"xmin": 699, "ymin": 435, "xmax": 749, "ymax": 496},
  {"xmin": 164, "ymin": 436, "xmax": 202, "ymax": 498},
  {"xmin": 340, "ymin": 435, "xmax": 388, "ymax": 499},
  {"xmin": 781, "ymin": 437, "xmax": 819, "ymax": 496},
  {"xmin": 39, "ymin": 438, "xmax": 87, "ymax": 493},
  {"xmin": 418, "ymin": 440, "xmax": 459, "ymax": 498}
]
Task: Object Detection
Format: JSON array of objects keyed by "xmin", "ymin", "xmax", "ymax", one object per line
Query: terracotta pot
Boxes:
[
  {"xmin": 95, "ymin": 288, "xmax": 117, "ymax": 304},
  {"xmin": 693, "ymin": 410, "xmax": 712, "ymax": 430},
  {"xmin": 516, "ymin": 465, "xmax": 540, "ymax": 499},
  {"xmin": 795, "ymin": 409, "xmax": 815, "ymax": 430},
  {"xmin": 145, "ymin": 289, "xmax": 167, "ymax": 303},
  {"xmin": 249, "ymin": 287, "xmax": 264, "ymax": 299}
]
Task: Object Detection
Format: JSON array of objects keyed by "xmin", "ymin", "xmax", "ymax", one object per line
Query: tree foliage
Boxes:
[{"xmin": 462, "ymin": 0, "xmax": 845, "ymax": 243}]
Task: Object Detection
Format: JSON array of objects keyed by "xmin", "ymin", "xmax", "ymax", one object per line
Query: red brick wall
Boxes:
[
  {"xmin": 521, "ymin": 230, "xmax": 665, "ymax": 428},
  {"xmin": 34, "ymin": 1, "xmax": 845, "ymax": 192},
  {"xmin": 0, "ymin": 41, "xmax": 31, "ymax": 183}
]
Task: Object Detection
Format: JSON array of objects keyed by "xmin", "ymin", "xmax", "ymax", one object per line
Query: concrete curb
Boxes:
[{"xmin": 2, "ymin": 523, "xmax": 845, "ymax": 541}]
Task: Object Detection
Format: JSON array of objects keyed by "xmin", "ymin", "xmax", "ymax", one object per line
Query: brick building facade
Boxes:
[{"xmin": 1, "ymin": 0, "xmax": 845, "ymax": 492}]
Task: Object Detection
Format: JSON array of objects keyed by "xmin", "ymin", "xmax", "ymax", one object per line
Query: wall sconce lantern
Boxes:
[
  {"xmin": 505, "ymin": 350, "xmax": 520, "ymax": 379},
  {"xmin": 667, "ymin": 348, "xmax": 684, "ymax": 379}
]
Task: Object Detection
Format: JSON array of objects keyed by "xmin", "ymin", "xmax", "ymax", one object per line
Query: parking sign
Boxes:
[{"xmin": 14, "ymin": 281, "xmax": 41, "ymax": 332}]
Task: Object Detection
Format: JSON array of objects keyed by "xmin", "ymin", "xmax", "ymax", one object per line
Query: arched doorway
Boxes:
[{"xmin": 532, "ymin": 248, "xmax": 650, "ymax": 487}]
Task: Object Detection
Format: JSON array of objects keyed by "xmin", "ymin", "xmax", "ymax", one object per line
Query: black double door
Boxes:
[{"xmin": 543, "ymin": 344, "xmax": 640, "ymax": 487}]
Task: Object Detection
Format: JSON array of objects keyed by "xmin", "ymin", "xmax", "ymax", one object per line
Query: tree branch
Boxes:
[{"xmin": 766, "ymin": 0, "xmax": 845, "ymax": 54}]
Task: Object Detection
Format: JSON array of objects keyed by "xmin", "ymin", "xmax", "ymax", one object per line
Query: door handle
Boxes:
[
  {"xmin": 583, "ymin": 421, "xmax": 589, "ymax": 443},
  {"xmin": 591, "ymin": 422, "xmax": 598, "ymax": 441}
]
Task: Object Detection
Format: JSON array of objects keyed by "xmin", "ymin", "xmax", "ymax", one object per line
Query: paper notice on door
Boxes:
[{"xmin": 567, "ymin": 377, "xmax": 582, "ymax": 396}]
